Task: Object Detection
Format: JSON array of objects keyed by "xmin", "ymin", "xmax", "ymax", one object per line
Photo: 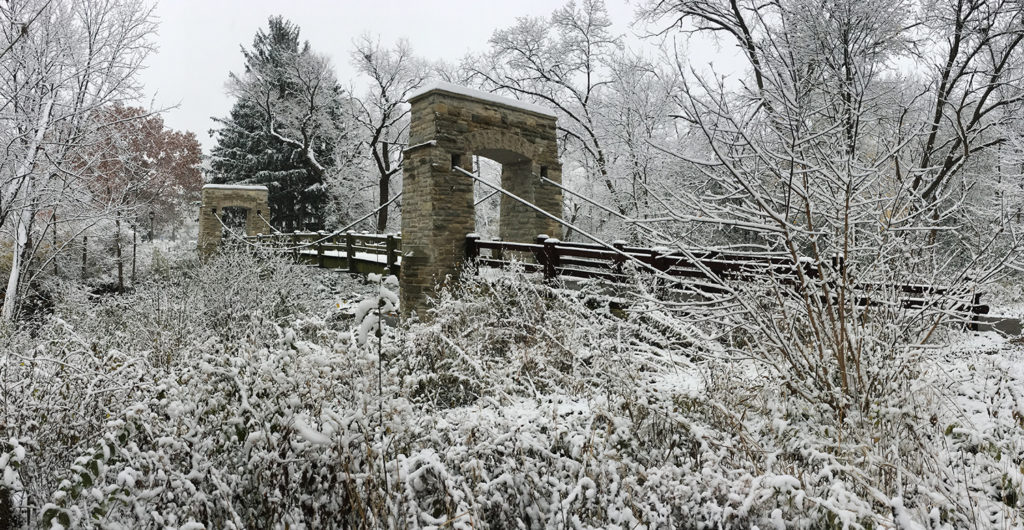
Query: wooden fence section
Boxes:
[
  {"xmin": 242, "ymin": 232, "xmax": 401, "ymax": 276},
  {"xmin": 465, "ymin": 234, "xmax": 990, "ymax": 318},
  {"xmin": 239, "ymin": 230, "xmax": 987, "ymax": 318}
]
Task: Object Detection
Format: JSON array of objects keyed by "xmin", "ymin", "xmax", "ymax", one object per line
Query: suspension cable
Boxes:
[
  {"xmin": 539, "ymin": 175, "xmax": 676, "ymax": 244},
  {"xmin": 474, "ymin": 189, "xmax": 500, "ymax": 206},
  {"xmin": 454, "ymin": 166, "xmax": 709, "ymax": 291},
  {"xmin": 257, "ymin": 212, "xmax": 281, "ymax": 234}
]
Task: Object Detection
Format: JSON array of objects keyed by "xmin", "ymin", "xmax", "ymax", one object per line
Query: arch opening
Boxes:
[
  {"xmin": 218, "ymin": 206, "xmax": 250, "ymax": 239},
  {"xmin": 472, "ymin": 155, "xmax": 503, "ymax": 239},
  {"xmin": 468, "ymin": 151, "xmax": 545, "ymax": 245}
]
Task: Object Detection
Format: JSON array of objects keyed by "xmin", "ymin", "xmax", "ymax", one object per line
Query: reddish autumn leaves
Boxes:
[{"xmin": 79, "ymin": 104, "xmax": 202, "ymax": 227}]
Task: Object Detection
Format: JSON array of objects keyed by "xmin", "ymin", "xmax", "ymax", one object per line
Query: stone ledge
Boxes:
[
  {"xmin": 409, "ymin": 81, "xmax": 558, "ymax": 120},
  {"xmin": 202, "ymin": 184, "xmax": 269, "ymax": 191}
]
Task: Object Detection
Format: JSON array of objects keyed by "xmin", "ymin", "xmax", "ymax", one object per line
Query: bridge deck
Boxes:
[{"xmin": 239, "ymin": 231, "xmax": 991, "ymax": 327}]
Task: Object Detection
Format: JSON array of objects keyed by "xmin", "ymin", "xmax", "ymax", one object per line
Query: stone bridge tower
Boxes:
[
  {"xmin": 400, "ymin": 82, "xmax": 563, "ymax": 316},
  {"xmin": 197, "ymin": 184, "xmax": 270, "ymax": 258}
]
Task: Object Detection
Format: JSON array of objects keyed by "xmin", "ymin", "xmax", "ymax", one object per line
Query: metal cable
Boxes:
[
  {"xmin": 257, "ymin": 212, "xmax": 281, "ymax": 234},
  {"xmin": 539, "ymin": 175, "xmax": 676, "ymax": 244},
  {"xmin": 454, "ymin": 166, "xmax": 705, "ymax": 291},
  {"xmin": 216, "ymin": 192, "xmax": 404, "ymax": 252}
]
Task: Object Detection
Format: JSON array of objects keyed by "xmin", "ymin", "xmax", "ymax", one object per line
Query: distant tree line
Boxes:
[{"xmin": 0, "ymin": 0, "xmax": 202, "ymax": 320}]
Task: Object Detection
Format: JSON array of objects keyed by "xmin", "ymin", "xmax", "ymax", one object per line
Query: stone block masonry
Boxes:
[
  {"xmin": 400, "ymin": 82, "xmax": 564, "ymax": 317},
  {"xmin": 197, "ymin": 184, "xmax": 270, "ymax": 258}
]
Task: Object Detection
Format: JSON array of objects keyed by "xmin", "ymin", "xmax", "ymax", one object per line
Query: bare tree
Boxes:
[
  {"xmin": 638, "ymin": 0, "xmax": 1024, "ymax": 414},
  {"xmin": 465, "ymin": 0, "xmax": 625, "ymax": 213},
  {"xmin": 350, "ymin": 35, "xmax": 427, "ymax": 232},
  {"xmin": 599, "ymin": 53, "xmax": 681, "ymax": 241},
  {"xmin": 0, "ymin": 0, "xmax": 156, "ymax": 321}
]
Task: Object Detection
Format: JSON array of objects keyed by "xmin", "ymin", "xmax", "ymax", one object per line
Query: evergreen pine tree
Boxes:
[{"xmin": 209, "ymin": 16, "xmax": 347, "ymax": 232}]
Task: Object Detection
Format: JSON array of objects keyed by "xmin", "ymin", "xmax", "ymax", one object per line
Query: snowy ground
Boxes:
[{"xmin": 2, "ymin": 251, "xmax": 1023, "ymax": 529}]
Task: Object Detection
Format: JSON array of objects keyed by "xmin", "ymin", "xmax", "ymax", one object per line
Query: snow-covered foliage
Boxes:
[
  {"xmin": 1, "ymin": 250, "xmax": 319, "ymax": 525},
  {"xmin": 0, "ymin": 0, "xmax": 160, "ymax": 321},
  {"xmin": 2, "ymin": 252, "xmax": 1022, "ymax": 528}
]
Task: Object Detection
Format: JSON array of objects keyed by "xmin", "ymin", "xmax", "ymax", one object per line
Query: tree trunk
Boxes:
[
  {"xmin": 2, "ymin": 208, "xmax": 32, "ymax": 321},
  {"xmin": 53, "ymin": 210, "xmax": 59, "ymax": 276},
  {"xmin": 115, "ymin": 217, "xmax": 124, "ymax": 293},
  {"xmin": 377, "ymin": 141, "xmax": 391, "ymax": 233},
  {"xmin": 132, "ymin": 228, "xmax": 137, "ymax": 286},
  {"xmin": 81, "ymin": 236, "xmax": 88, "ymax": 279},
  {"xmin": 1, "ymin": 97, "xmax": 53, "ymax": 322}
]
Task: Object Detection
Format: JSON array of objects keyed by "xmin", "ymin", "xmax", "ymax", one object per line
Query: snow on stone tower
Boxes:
[{"xmin": 399, "ymin": 82, "xmax": 563, "ymax": 317}]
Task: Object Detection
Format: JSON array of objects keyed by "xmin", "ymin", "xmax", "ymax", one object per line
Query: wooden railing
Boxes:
[
  {"xmin": 239, "ymin": 230, "xmax": 988, "ymax": 318},
  {"xmin": 243, "ymin": 231, "xmax": 401, "ymax": 276},
  {"xmin": 465, "ymin": 234, "xmax": 989, "ymax": 318}
]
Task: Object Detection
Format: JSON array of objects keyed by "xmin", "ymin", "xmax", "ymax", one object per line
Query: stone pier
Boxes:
[
  {"xmin": 197, "ymin": 184, "xmax": 270, "ymax": 258},
  {"xmin": 400, "ymin": 82, "xmax": 563, "ymax": 317}
]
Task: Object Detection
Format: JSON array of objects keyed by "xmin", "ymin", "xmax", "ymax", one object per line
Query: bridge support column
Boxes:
[
  {"xmin": 399, "ymin": 82, "xmax": 563, "ymax": 318},
  {"xmin": 197, "ymin": 184, "xmax": 270, "ymax": 259},
  {"xmin": 400, "ymin": 144, "xmax": 475, "ymax": 318}
]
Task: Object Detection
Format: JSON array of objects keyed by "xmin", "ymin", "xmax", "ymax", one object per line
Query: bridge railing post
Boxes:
[
  {"xmin": 493, "ymin": 236, "xmax": 503, "ymax": 264},
  {"xmin": 649, "ymin": 248, "xmax": 661, "ymax": 272},
  {"xmin": 535, "ymin": 234, "xmax": 549, "ymax": 278},
  {"xmin": 612, "ymin": 240, "xmax": 626, "ymax": 276},
  {"xmin": 465, "ymin": 233, "xmax": 480, "ymax": 276},
  {"xmin": 346, "ymin": 232, "xmax": 356, "ymax": 273},
  {"xmin": 317, "ymin": 231, "xmax": 326, "ymax": 268},
  {"xmin": 541, "ymin": 235, "xmax": 559, "ymax": 281},
  {"xmin": 386, "ymin": 234, "xmax": 398, "ymax": 276}
]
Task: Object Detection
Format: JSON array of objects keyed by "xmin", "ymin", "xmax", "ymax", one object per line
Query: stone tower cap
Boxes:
[
  {"xmin": 202, "ymin": 184, "xmax": 269, "ymax": 192},
  {"xmin": 408, "ymin": 81, "xmax": 558, "ymax": 119}
]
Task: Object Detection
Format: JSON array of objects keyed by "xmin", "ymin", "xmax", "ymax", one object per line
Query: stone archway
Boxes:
[
  {"xmin": 197, "ymin": 184, "xmax": 270, "ymax": 258},
  {"xmin": 400, "ymin": 82, "xmax": 563, "ymax": 315}
]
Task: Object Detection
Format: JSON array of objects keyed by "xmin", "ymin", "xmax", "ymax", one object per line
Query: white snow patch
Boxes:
[
  {"xmin": 408, "ymin": 81, "xmax": 558, "ymax": 118},
  {"xmin": 292, "ymin": 414, "xmax": 332, "ymax": 446},
  {"xmin": 202, "ymin": 184, "xmax": 269, "ymax": 191}
]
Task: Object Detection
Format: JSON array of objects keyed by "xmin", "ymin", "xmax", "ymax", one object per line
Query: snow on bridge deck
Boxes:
[{"xmin": 299, "ymin": 249, "xmax": 398, "ymax": 265}]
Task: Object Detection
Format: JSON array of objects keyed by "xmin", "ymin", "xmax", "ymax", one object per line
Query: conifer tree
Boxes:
[{"xmin": 210, "ymin": 16, "xmax": 349, "ymax": 232}]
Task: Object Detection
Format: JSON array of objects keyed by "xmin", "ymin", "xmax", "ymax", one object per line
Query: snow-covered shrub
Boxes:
[
  {"xmin": 44, "ymin": 247, "xmax": 314, "ymax": 367},
  {"xmin": 398, "ymin": 270, "xmax": 696, "ymax": 406},
  {"xmin": 0, "ymin": 438, "xmax": 28, "ymax": 529},
  {"xmin": 0, "ymin": 248, "xmax": 320, "ymax": 526},
  {"xmin": 5, "ymin": 256, "xmax": 1022, "ymax": 528},
  {"xmin": 38, "ymin": 329, "xmax": 364, "ymax": 529},
  {"xmin": 383, "ymin": 273, "xmax": 1024, "ymax": 529}
]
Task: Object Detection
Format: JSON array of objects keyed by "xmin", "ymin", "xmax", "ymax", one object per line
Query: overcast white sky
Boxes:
[{"xmin": 137, "ymin": 0, "xmax": 650, "ymax": 154}]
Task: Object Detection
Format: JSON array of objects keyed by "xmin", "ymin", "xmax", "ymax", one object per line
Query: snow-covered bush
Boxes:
[
  {"xmin": 0, "ymin": 248, "xmax": 320, "ymax": 526},
  {"xmin": 0, "ymin": 438, "xmax": 28, "ymax": 529},
  {"xmin": 4, "ymin": 257, "xmax": 1022, "ymax": 528}
]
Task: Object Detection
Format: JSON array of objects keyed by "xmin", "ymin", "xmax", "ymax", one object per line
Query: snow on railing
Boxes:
[
  {"xmin": 237, "ymin": 228, "xmax": 989, "ymax": 323},
  {"xmin": 464, "ymin": 234, "xmax": 990, "ymax": 320}
]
